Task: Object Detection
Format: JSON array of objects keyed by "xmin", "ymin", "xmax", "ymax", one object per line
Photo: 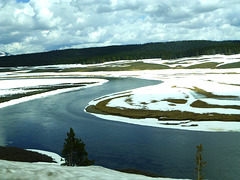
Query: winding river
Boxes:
[{"xmin": 0, "ymin": 77, "xmax": 240, "ymax": 179}]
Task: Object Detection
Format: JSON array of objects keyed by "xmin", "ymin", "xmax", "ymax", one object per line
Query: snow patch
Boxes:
[
  {"xmin": 0, "ymin": 160, "xmax": 183, "ymax": 180},
  {"xmin": 26, "ymin": 149, "xmax": 64, "ymax": 165},
  {"xmin": 90, "ymin": 113, "xmax": 240, "ymax": 132}
]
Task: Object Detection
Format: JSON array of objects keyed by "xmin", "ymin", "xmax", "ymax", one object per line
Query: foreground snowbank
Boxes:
[
  {"xmin": 0, "ymin": 160, "xmax": 185, "ymax": 180},
  {"xmin": 1, "ymin": 149, "xmax": 184, "ymax": 179}
]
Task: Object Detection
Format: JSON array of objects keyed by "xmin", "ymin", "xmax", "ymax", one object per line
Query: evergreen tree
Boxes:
[
  {"xmin": 62, "ymin": 128, "xmax": 94, "ymax": 166},
  {"xmin": 195, "ymin": 144, "xmax": 207, "ymax": 180}
]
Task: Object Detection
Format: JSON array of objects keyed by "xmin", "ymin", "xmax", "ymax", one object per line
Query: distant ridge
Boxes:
[{"xmin": 0, "ymin": 40, "xmax": 240, "ymax": 67}]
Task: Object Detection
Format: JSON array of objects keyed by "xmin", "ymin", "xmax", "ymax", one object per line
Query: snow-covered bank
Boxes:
[
  {"xmin": 85, "ymin": 68, "xmax": 240, "ymax": 132},
  {"xmin": 26, "ymin": 149, "xmax": 64, "ymax": 165},
  {"xmin": 99, "ymin": 78, "xmax": 240, "ymax": 115},
  {"xmin": 0, "ymin": 78, "xmax": 108, "ymax": 109},
  {"xmin": 89, "ymin": 113, "xmax": 240, "ymax": 132},
  {"xmin": 0, "ymin": 160, "xmax": 185, "ymax": 180}
]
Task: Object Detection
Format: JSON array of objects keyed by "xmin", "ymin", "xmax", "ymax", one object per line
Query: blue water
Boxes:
[{"xmin": 0, "ymin": 77, "xmax": 240, "ymax": 179}]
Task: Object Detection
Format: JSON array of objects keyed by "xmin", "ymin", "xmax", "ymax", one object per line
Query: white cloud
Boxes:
[{"xmin": 0, "ymin": 0, "xmax": 240, "ymax": 55}]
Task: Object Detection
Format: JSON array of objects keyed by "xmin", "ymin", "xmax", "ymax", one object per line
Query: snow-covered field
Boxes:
[
  {"xmin": 0, "ymin": 150, "xmax": 183, "ymax": 180},
  {"xmin": 1, "ymin": 54, "xmax": 240, "ymax": 132},
  {"xmin": 86, "ymin": 70, "xmax": 240, "ymax": 132}
]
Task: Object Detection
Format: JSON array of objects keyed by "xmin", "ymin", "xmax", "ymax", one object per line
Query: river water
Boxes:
[{"xmin": 0, "ymin": 77, "xmax": 239, "ymax": 179}]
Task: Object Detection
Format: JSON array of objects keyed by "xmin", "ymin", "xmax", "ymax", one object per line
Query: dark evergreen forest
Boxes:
[{"xmin": 1, "ymin": 40, "xmax": 240, "ymax": 67}]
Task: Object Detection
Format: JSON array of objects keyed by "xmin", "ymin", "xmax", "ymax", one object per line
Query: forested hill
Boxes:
[{"xmin": 1, "ymin": 40, "xmax": 240, "ymax": 67}]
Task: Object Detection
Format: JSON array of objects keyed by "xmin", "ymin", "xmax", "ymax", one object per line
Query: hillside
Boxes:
[{"xmin": 0, "ymin": 40, "xmax": 240, "ymax": 67}]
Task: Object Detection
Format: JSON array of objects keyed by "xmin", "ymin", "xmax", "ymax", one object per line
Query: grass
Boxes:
[
  {"xmin": 29, "ymin": 68, "xmax": 62, "ymax": 73},
  {"xmin": 162, "ymin": 99, "xmax": 188, "ymax": 104},
  {"xmin": 187, "ymin": 86, "xmax": 238, "ymax": 98},
  {"xmin": 86, "ymin": 95, "xmax": 240, "ymax": 121},
  {"xmin": 190, "ymin": 100, "xmax": 240, "ymax": 110},
  {"xmin": 61, "ymin": 62, "xmax": 170, "ymax": 72},
  {"xmin": 217, "ymin": 61, "xmax": 240, "ymax": 69},
  {"xmin": 186, "ymin": 62, "xmax": 220, "ymax": 69},
  {"xmin": 125, "ymin": 96, "xmax": 134, "ymax": 106}
]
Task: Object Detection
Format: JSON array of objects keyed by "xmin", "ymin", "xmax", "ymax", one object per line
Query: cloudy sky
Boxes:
[{"xmin": 1, "ymin": 0, "xmax": 240, "ymax": 55}]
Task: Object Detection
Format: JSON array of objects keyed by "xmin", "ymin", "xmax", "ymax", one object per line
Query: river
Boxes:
[{"xmin": 0, "ymin": 77, "xmax": 239, "ymax": 179}]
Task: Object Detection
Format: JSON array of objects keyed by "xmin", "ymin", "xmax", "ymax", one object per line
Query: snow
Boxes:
[
  {"xmin": 1, "ymin": 53, "xmax": 240, "ymax": 132},
  {"xmin": 92, "ymin": 77, "xmax": 240, "ymax": 115},
  {"xmin": 82, "ymin": 55, "xmax": 240, "ymax": 132},
  {"xmin": 26, "ymin": 149, "xmax": 64, "ymax": 165},
  {"xmin": 201, "ymin": 98, "xmax": 240, "ymax": 106},
  {"xmin": 0, "ymin": 159, "xmax": 184, "ymax": 180},
  {"xmin": 142, "ymin": 54, "xmax": 240, "ymax": 68},
  {"xmin": 0, "ymin": 78, "xmax": 108, "ymax": 109},
  {"xmin": 0, "ymin": 78, "xmax": 100, "ymax": 89},
  {"xmin": 90, "ymin": 113, "xmax": 240, "ymax": 132},
  {"xmin": 86, "ymin": 71, "xmax": 240, "ymax": 132},
  {"xmin": 0, "ymin": 51, "xmax": 11, "ymax": 57}
]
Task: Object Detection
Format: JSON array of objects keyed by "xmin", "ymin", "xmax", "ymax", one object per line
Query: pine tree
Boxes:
[
  {"xmin": 196, "ymin": 144, "xmax": 207, "ymax": 180},
  {"xmin": 62, "ymin": 128, "xmax": 94, "ymax": 166}
]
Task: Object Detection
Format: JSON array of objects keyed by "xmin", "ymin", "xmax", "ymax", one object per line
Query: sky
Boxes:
[{"xmin": 1, "ymin": 0, "xmax": 240, "ymax": 55}]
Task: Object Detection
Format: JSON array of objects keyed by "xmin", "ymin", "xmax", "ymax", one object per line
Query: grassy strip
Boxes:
[
  {"xmin": 86, "ymin": 97, "xmax": 240, "ymax": 121},
  {"xmin": 190, "ymin": 100, "xmax": 240, "ymax": 110},
  {"xmin": 0, "ymin": 91, "xmax": 48, "ymax": 103},
  {"xmin": 218, "ymin": 82, "xmax": 240, "ymax": 87},
  {"xmin": 61, "ymin": 62, "xmax": 169, "ymax": 72},
  {"xmin": 188, "ymin": 86, "xmax": 238, "ymax": 98},
  {"xmin": 185, "ymin": 62, "xmax": 220, "ymax": 69},
  {"xmin": 0, "ymin": 83, "xmax": 92, "ymax": 104},
  {"xmin": 29, "ymin": 68, "xmax": 62, "ymax": 73},
  {"xmin": 162, "ymin": 99, "xmax": 188, "ymax": 104},
  {"xmin": 217, "ymin": 61, "xmax": 240, "ymax": 69}
]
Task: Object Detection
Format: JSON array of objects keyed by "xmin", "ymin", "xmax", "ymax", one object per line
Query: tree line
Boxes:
[{"xmin": 1, "ymin": 40, "xmax": 240, "ymax": 67}]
